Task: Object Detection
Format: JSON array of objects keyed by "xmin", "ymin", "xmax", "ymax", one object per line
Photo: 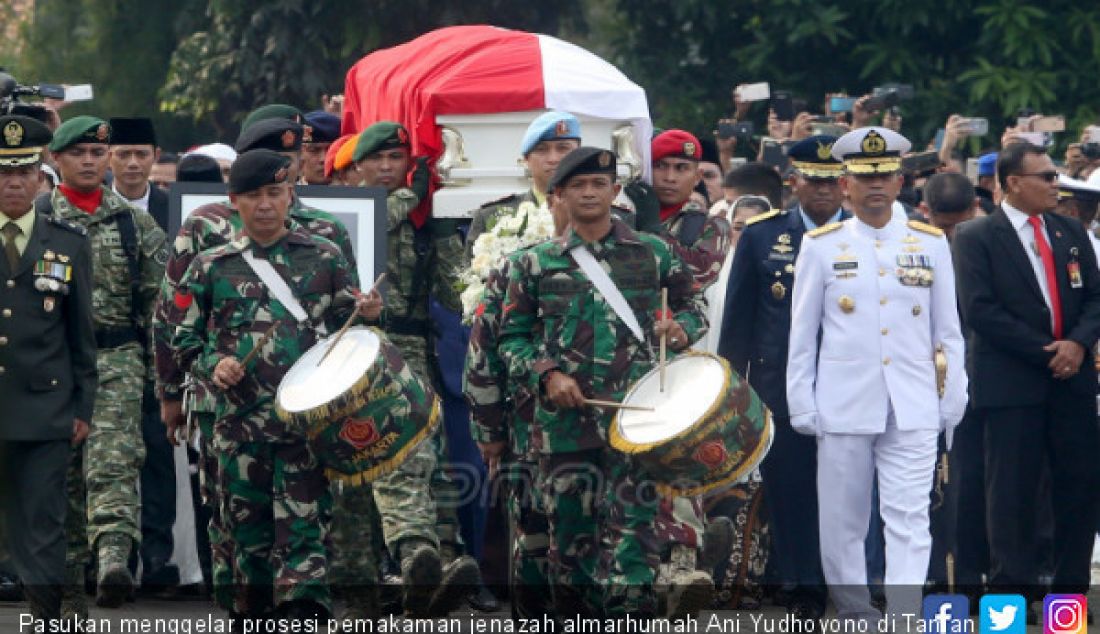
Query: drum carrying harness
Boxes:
[
  {"xmin": 569, "ymin": 245, "xmax": 645, "ymax": 345},
  {"xmin": 241, "ymin": 249, "xmax": 327, "ymax": 335}
]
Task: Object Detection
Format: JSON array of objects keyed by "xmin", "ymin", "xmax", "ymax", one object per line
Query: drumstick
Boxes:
[
  {"xmin": 659, "ymin": 288, "xmax": 668, "ymax": 392},
  {"xmin": 583, "ymin": 398, "xmax": 655, "ymax": 412},
  {"xmin": 318, "ymin": 273, "xmax": 386, "ymax": 365},
  {"xmin": 240, "ymin": 322, "xmax": 279, "ymax": 367}
]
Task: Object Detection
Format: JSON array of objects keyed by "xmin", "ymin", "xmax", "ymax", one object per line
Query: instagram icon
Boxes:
[{"xmin": 1044, "ymin": 595, "xmax": 1088, "ymax": 634}]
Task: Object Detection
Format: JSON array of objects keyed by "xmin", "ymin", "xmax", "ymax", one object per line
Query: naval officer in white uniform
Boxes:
[{"xmin": 786, "ymin": 127, "xmax": 968, "ymax": 623}]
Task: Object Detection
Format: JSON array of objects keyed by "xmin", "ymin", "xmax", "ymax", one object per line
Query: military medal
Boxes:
[
  {"xmin": 43, "ymin": 296, "xmax": 55, "ymax": 312},
  {"xmin": 1068, "ymin": 247, "xmax": 1083, "ymax": 289},
  {"xmin": 912, "ymin": 305, "xmax": 922, "ymax": 316},
  {"xmin": 771, "ymin": 281, "xmax": 786, "ymax": 300},
  {"xmin": 784, "ymin": 263, "xmax": 795, "ymax": 274},
  {"xmin": 903, "ymin": 235, "xmax": 919, "ymax": 244},
  {"xmin": 838, "ymin": 295, "xmax": 855, "ymax": 313},
  {"xmin": 43, "ymin": 250, "xmax": 56, "ymax": 261}
]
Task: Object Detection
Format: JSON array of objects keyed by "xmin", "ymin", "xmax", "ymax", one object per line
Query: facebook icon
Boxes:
[{"xmin": 923, "ymin": 594, "xmax": 971, "ymax": 633}]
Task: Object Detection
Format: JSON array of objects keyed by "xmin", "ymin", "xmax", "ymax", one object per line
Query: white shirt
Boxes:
[
  {"xmin": 112, "ymin": 181, "xmax": 151, "ymax": 212},
  {"xmin": 1089, "ymin": 221, "xmax": 1100, "ymax": 267},
  {"xmin": 799, "ymin": 207, "xmax": 843, "ymax": 231},
  {"xmin": 1002, "ymin": 201, "xmax": 1055, "ymax": 328}
]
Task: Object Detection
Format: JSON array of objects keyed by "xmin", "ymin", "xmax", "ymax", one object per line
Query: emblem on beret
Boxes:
[
  {"xmin": 273, "ymin": 167, "xmax": 288, "ymax": 183},
  {"xmin": 302, "ymin": 125, "xmax": 313, "ymax": 143},
  {"xmin": 555, "ymin": 119, "xmax": 569, "ymax": 136},
  {"xmin": 598, "ymin": 151, "xmax": 611, "ymax": 168},
  {"xmin": 397, "ymin": 127, "xmax": 409, "ymax": 145},
  {"xmin": 3, "ymin": 121, "xmax": 23, "ymax": 147},
  {"xmin": 816, "ymin": 142, "xmax": 833, "ymax": 161},
  {"xmin": 683, "ymin": 141, "xmax": 697, "ymax": 157},
  {"xmin": 861, "ymin": 130, "xmax": 886, "ymax": 156},
  {"xmin": 95, "ymin": 124, "xmax": 108, "ymax": 142},
  {"xmin": 281, "ymin": 130, "xmax": 296, "ymax": 149}
]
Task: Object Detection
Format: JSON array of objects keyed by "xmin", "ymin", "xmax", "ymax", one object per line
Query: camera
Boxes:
[
  {"xmin": 1081, "ymin": 143, "xmax": 1100, "ymax": 160},
  {"xmin": 0, "ymin": 71, "xmax": 66, "ymax": 121},
  {"xmin": 864, "ymin": 84, "xmax": 914, "ymax": 113}
]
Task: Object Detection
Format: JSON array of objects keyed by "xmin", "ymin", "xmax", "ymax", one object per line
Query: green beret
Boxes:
[
  {"xmin": 548, "ymin": 146, "xmax": 616, "ymax": 192},
  {"xmin": 352, "ymin": 121, "xmax": 409, "ymax": 162},
  {"xmin": 241, "ymin": 104, "xmax": 305, "ymax": 132},
  {"xmin": 49, "ymin": 116, "xmax": 110, "ymax": 152},
  {"xmin": 228, "ymin": 149, "xmax": 292, "ymax": 194},
  {"xmin": 235, "ymin": 119, "xmax": 303, "ymax": 153},
  {"xmin": 0, "ymin": 115, "xmax": 52, "ymax": 166}
]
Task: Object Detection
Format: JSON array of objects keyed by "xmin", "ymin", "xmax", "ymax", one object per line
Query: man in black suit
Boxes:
[
  {"xmin": 0, "ymin": 115, "xmax": 97, "ymax": 622},
  {"xmin": 107, "ymin": 116, "xmax": 180, "ymax": 593},
  {"xmin": 952, "ymin": 142, "xmax": 1100, "ymax": 613}
]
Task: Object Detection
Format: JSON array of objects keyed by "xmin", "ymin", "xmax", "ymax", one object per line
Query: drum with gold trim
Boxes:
[
  {"xmin": 276, "ymin": 326, "xmax": 439, "ymax": 486},
  {"xmin": 608, "ymin": 351, "xmax": 772, "ymax": 496}
]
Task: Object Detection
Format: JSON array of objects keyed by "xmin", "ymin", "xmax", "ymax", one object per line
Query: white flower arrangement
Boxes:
[{"xmin": 460, "ymin": 200, "xmax": 555, "ymax": 323}]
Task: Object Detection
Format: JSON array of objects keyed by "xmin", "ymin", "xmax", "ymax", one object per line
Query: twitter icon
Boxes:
[{"xmin": 981, "ymin": 594, "xmax": 1027, "ymax": 634}]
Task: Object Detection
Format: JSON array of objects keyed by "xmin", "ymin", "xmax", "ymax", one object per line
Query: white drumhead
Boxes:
[
  {"xmin": 617, "ymin": 354, "xmax": 727, "ymax": 444},
  {"xmin": 278, "ymin": 326, "xmax": 381, "ymax": 414}
]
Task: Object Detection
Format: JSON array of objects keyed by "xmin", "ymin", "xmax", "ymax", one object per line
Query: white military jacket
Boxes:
[{"xmin": 786, "ymin": 211, "xmax": 968, "ymax": 438}]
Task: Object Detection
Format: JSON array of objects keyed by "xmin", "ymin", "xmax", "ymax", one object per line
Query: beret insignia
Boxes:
[
  {"xmin": 683, "ymin": 141, "xmax": 696, "ymax": 157},
  {"xmin": 555, "ymin": 119, "xmax": 569, "ymax": 136},
  {"xmin": 274, "ymin": 167, "xmax": 289, "ymax": 183},
  {"xmin": 302, "ymin": 125, "xmax": 313, "ymax": 143},
  {"xmin": 281, "ymin": 129, "xmax": 296, "ymax": 149},
  {"xmin": 397, "ymin": 127, "xmax": 409, "ymax": 145},
  {"xmin": 95, "ymin": 124, "xmax": 109, "ymax": 142},
  {"xmin": 598, "ymin": 151, "xmax": 611, "ymax": 168},
  {"xmin": 3, "ymin": 121, "xmax": 23, "ymax": 147}
]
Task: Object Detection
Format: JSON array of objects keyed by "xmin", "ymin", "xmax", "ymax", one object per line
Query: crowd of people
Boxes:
[{"xmin": 1, "ymin": 80, "xmax": 1098, "ymax": 634}]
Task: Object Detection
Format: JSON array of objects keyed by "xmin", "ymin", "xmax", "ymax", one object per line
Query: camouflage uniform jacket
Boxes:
[
  {"xmin": 51, "ymin": 186, "xmax": 167, "ymax": 376},
  {"xmin": 167, "ymin": 226, "xmax": 360, "ymax": 443},
  {"xmin": 658, "ymin": 201, "xmax": 732, "ymax": 289},
  {"xmin": 498, "ymin": 217, "xmax": 707, "ymax": 454},
  {"xmin": 154, "ymin": 197, "xmax": 355, "ymax": 399},
  {"xmin": 383, "ymin": 188, "xmax": 463, "ymax": 335}
]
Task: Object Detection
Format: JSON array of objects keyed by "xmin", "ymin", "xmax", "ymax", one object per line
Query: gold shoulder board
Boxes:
[
  {"xmin": 806, "ymin": 222, "xmax": 843, "ymax": 238},
  {"xmin": 907, "ymin": 219, "xmax": 944, "ymax": 237},
  {"xmin": 745, "ymin": 209, "xmax": 781, "ymax": 226}
]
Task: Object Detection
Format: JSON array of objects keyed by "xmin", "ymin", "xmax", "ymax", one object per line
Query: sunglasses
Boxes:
[{"xmin": 1017, "ymin": 171, "xmax": 1059, "ymax": 182}]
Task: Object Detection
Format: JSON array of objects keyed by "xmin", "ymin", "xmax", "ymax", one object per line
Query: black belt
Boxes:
[
  {"xmin": 386, "ymin": 319, "xmax": 430, "ymax": 338},
  {"xmin": 95, "ymin": 328, "xmax": 140, "ymax": 349}
]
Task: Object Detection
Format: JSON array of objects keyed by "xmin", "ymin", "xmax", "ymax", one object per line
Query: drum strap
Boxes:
[
  {"xmin": 569, "ymin": 245, "xmax": 645, "ymax": 344},
  {"xmin": 241, "ymin": 249, "xmax": 310, "ymax": 323}
]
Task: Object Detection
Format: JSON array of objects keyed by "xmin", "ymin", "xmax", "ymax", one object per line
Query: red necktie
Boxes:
[{"xmin": 1028, "ymin": 215, "xmax": 1063, "ymax": 339}]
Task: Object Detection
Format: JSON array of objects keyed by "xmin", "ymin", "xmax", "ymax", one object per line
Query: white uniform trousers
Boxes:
[{"xmin": 817, "ymin": 408, "xmax": 937, "ymax": 623}]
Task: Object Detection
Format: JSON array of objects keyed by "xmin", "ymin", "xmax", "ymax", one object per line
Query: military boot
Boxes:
[
  {"xmin": 94, "ymin": 533, "xmax": 134, "ymax": 608},
  {"xmin": 60, "ymin": 564, "xmax": 88, "ymax": 621},
  {"xmin": 426, "ymin": 555, "xmax": 480, "ymax": 617},
  {"xmin": 664, "ymin": 544, "xmax": 715, "ymax": 619},
  {"xmin": 399, "ymin": 539, "xmax": 441, "ymax": 619}
]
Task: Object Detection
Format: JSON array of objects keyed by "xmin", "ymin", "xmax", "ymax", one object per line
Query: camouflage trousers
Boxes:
[
  {"xmin": 215, "ymin": 437, "xmax": 331, "ymax": 615},
  {"xmin": 328, "ymin": 480, "xmax": 383, "ymax": 592},
  {"xmin": 501, "ymin": 459, "xmax": 551, "ymax": 617},
  {"xmin": 194, "ymin": 411, "xmax": 234, "ymax": 610},
  {"xmin": 86, "ymin": 345, "xmax": 145, "ymax": 551},
  {"xmin": 369, "ymin": 333, "xmax": 462, "ymax": 561},
  {"xmin": 536, "ymin": 448, "xmax": 662, "ymax": 618}
]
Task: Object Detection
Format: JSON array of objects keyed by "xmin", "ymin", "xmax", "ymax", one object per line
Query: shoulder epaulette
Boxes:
[
  {"xmin": 44, "ymin": 215, "xmax": 87, "ymax": 236},
  {"xmin": 745, "ymin": 209, "xmax": 782, "ymax": 226},
  {"xmin": 479, "ymin": 193, "xmax": 520, "ymax": 208},
  {"xmin": 907, "ymin": 219, "xmax": 944, "ymax": 237},
  {"xmin": 806, "ymin": 221, "xmax": 843, "ymax": 238}
]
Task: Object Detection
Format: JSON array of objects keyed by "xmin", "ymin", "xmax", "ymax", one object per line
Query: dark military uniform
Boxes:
[
  {"xmin": 718, "ymin": 135, "xmax": 848, "ymax": 615},
  {"xmin": 0, "ymin": 115, "xmax": 98, "ymax": 623}
]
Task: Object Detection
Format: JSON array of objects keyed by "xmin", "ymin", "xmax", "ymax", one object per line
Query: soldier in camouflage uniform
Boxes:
[
  {"xmin": 167, "ymin": 149, "xmax": 381, "ymax": 624},
  {"xmin": 47, "ymin": 116, "xmax": 167, "ymax": 610},
  {"xmin": 154, "ymin": 116, "xmax": 354, "ymax": 612},
  {"xmin": 349, "ymin": 121, "xmax": 479, "ymax": 617},
  {"xmin": 646, "ymin": 130, "xmax": 732, "ymax": 289},
  {"xmin": 497, "ymin": 147, "xmax": 708, "ymax": 618}
]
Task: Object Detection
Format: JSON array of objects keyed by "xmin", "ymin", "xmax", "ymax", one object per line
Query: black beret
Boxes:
[
  {"xmin": 0, "ymin": 115, "xmax": 52, "ymax": 166},
  {"xmin": 177, "ymin": 153, "xmax": 223, "ymax": 183},
  {"xmin": 228, "ymin": 149, "xmax": 291, "ymax": 194},
  {"xmin": 548, "ymin": 146, "xmax": 616, "ymax": 192},
  {"xmin": 108, "ymin": 117, "xmax": 157, "ymax": 146},
  {"xmin": 235, "ymin": 119, "xmax": 303, "ymax": 153}
]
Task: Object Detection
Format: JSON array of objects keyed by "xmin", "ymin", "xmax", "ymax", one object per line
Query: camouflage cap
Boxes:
[
  {"xmin": 548, "ymin": 146, "xmax": 616, "ymax": 192},
  {"xmin": 49, "ymin": 115, "xmax": 111, "ymax": 152},
  {"xmin": 228, "ymin": 149, "xmax": 292, "ymax": 194},
  {"xmin": 0, "ymin": 115, "xmax": 52, "ymax": 166},
  {"xmin": 352, "ymin": 121, "xmax": 409, "ymax": 162},
  {"xmin": 235, "ymin": 118, "xmax": 303, "ymax": 153},
  {"xmin": 241, "ymin": 104, "xmax": 305, "ymax": 131}
]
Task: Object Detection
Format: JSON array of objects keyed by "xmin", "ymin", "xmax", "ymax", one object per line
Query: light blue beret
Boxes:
[{"xmin": 520, "ymin": 111, "xmax": 581, "ymax": 156}]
